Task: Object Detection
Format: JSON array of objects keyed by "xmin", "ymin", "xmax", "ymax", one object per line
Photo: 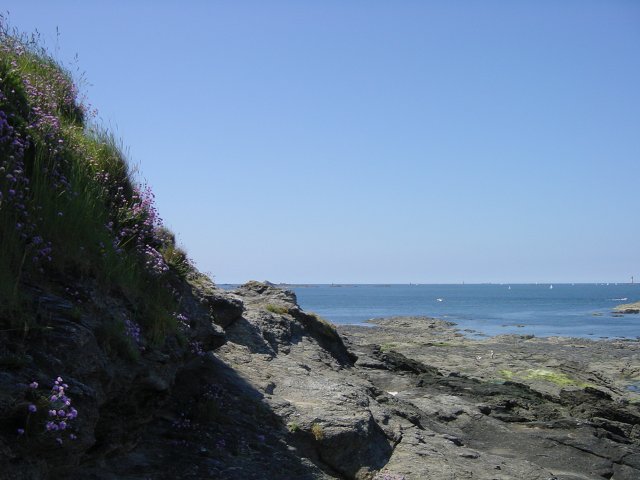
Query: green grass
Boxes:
[
  {"xmin": 306, "ymin": 312, "xmax": 339, "ymax": 339},
  {"xmin": 159, "ymin": 234, "xmax": 193, "ymax": 279},
  {"xmin": 0, "ymin": 22, "xmax": 187, "ymax": 348},
  {"xmin": 95, "ymin": 318, "xmax": 141, "ymax": 362},
  {"xmin": 287, "ymin": 422, "xmax": 300, "ymax": 433},
  {"xmin": 266, "ymin": 304, "xmax": 290, "ymax": 315}
]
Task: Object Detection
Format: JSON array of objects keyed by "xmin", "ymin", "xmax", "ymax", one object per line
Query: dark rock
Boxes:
[{"xmin": 374, "ymin": 348, "xmax": 441, "ymax": 376}]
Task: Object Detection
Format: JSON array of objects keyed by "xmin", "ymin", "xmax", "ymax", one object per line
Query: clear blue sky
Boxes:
[{"xmin": 5, "ymin": 1, "xmax": 639, "ymax": 284}]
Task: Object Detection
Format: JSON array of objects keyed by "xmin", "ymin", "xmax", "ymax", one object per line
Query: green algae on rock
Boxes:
[{"xmin": 613, "ymin": 301, "xmax": 640, "ymax": 314}]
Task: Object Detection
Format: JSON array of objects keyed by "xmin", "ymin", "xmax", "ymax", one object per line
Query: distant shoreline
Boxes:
[{"xmin": 219, "ymin": 282, "xmax": 640, "ymax": 288}]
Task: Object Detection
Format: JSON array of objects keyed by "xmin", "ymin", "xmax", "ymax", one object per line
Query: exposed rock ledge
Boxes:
[
  {"xmin": 2, "ymin": 281, "xmax": 639, "ymax": 479},
  {"xmin": 613, "ymin": 301, "xmax": 640, "ymax": 314},
  {"xmin": 133, "ymin": 282, "xmax": 640, "ymax": 479}
]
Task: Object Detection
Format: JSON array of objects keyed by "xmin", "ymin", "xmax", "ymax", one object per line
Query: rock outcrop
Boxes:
[
  {"xmin": 2, "ymin": 282, "xmax": 639, "ymax": 479},
  {"xmin": 613, "ymin": 301, "xmax": 640, "ymax": 314},
  {"xmin": 0, "ymin": 275, "xmax": 240, "ymax": 479}
]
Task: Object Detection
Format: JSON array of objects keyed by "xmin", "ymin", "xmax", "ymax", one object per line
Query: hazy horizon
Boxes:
[
  {"xmin": 5, "ymin": 1, "xmax": 639, "ymax": 285},
  {"xmin": 219, "ymin": 280, "xmax": 638, "ymax": 286}
]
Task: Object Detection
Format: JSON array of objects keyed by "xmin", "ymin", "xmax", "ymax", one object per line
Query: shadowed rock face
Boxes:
[
  {"xmin": 0, "ymin": 274, "xmax": 242, "ymax": 479},
  {"xmin": 186, "ymin": 273, "xmax": 244, "ymax": 328},
  {"xmin": 2, "ymin": 281, "xmax": 639, "ymax": 480}
]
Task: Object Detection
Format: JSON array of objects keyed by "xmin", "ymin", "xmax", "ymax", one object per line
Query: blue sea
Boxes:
[{"xmin": 284, "ymin": 284, "xmax": 640, "ymax": 339}]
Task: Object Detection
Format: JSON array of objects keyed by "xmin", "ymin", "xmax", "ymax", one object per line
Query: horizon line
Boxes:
[{"xmin": 216, "ymin": 281, "xmax": 638, "ymax": 286}]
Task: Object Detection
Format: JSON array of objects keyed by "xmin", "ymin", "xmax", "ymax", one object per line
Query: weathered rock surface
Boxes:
[
  {"xmin": 2, "ymin": 281, "xmax": 639, "ymax": 479},
  {"xmin": 178, "ymin": 284, "xmax": 640, "ymax": 479},
  {"xmin": 186, "ymin": 272, "xmax": 245, "ymax": 328},
  {"xmin": 341, "ymin": 317, "xmax": 640, "ymax": 479},
  {"xmin": 216, "ymin": 282, "xmax": 387, "ymax": 479}
]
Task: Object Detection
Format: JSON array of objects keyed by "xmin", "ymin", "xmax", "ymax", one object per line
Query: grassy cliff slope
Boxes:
[{"xmin": 0, "ymin": 22, "xmax": 238, "ymax": 478}]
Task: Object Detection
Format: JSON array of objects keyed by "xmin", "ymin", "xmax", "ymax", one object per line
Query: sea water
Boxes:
[{"xmin": 288, "ymin": 284, "xmax": 640, "ymax": 339}]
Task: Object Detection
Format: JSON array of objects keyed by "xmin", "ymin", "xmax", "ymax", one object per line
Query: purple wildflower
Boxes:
[
  {"xmin": 190, "ymin": 341, "xmax": 206, "ymax": 357},
  {"xmin": 39, "ymin": 377, "xmax": 79, "ymax": 441},
  {"xmin": 124, "ymin": 318, "xmax": 144, "ymax": 349}
]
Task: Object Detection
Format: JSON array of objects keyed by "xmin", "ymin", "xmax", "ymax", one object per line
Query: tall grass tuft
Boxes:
[{"xmin": 0, "ymin": 19, "xmax": 193, "ymax": 345}]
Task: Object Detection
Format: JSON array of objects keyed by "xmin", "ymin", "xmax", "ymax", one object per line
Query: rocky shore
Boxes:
[
  {"xmin": 2, "ymin": 282, "xmax": 639, "ymax": 480},
  {"xmin": 340, "ymin": 317, "xmax": 640, "ymax": 479},
  {"xmin": 144, "ymin": 283, "xmax": 640, "ymax": 479},
  {"xmin": 613, "ymin": 301, "xmax": 640, "ymax": 314}
]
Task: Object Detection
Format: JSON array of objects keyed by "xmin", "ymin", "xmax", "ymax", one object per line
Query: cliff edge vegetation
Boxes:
[
  {"xmin": 0, "ymin": 21, "xmax": 240, "ymax": 478},
  {"xmin": 0, "ymin": 20, "xmax": 191, "ymax": 343}
]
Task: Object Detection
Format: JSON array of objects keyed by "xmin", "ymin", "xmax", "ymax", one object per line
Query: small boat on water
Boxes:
[
  {"xmin": 436, "ymin": 298, "xmax": 444, "ymax": 302},
  {"xmin": 549, "ymin": 285, "xmax": 553, "ymax": 289}
]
